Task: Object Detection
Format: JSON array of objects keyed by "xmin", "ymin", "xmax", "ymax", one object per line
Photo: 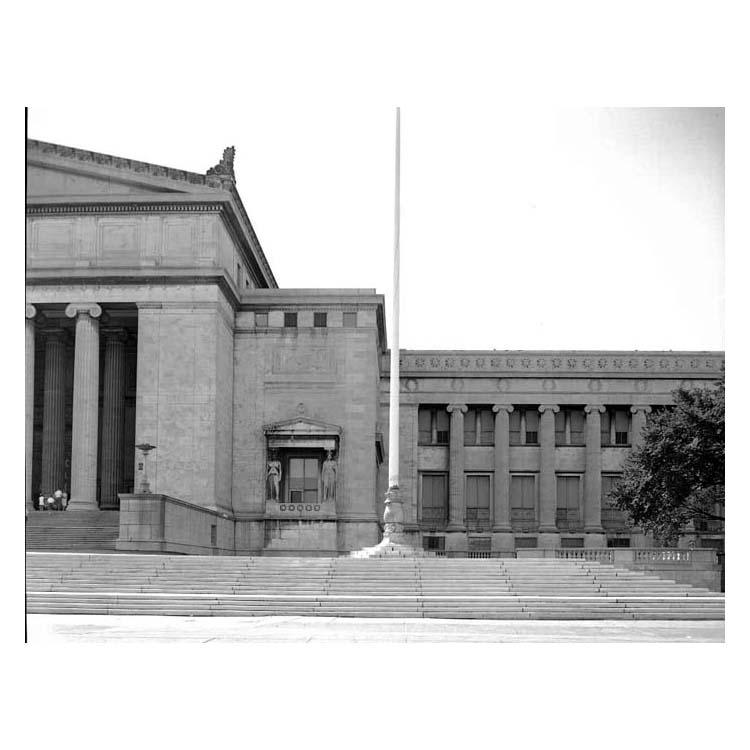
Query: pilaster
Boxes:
[
  {"xmin": 446, "ymin": 403, "xmax": 467, "ymax": 532},
  {"xmin": 538, "ymin": 404, "xmax": 559, "ymax": 546},
  {"xmin": 66, "ymin": 303, "xmax": 102, "ymax": 510},
  {"xmin": 584, "ymin": 404, "xmax": 606, "ymax": 544}
]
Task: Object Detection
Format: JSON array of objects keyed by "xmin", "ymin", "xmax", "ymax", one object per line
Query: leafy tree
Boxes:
[{"xmin": 610, "ymin": 374, "xmax": 724, "ymax": 545}]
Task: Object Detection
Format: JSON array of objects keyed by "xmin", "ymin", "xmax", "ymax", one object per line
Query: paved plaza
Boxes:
[{"xmin": 27, "ymin": 615, "xmax": 724, "ymax": 643}]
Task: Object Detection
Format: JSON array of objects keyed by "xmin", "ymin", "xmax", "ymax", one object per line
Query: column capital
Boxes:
[
  {"xmin": 492, "ymin": 403, "xmax": 514, "ymax": 414},
  {"xmin": 26, "ymin": 304, "xmax": 37, "ymax": 320},
  {"xmin": 65, "ymin": 302, "xmax": 102, "ymax": 320},
  {"xmin": 584, "ymin": 404, "xmax": 606, "ymax": 414},
  {"xmin": 446, "ymin": 403, "xmax": 468, "ymax": 414},
  {"xmin": 538, "ymin": 404, "xmax": 559, "ymax": 414},
  {"xmin": 630, "ymin": 405, "xmax": 652, "ymax": 414}
]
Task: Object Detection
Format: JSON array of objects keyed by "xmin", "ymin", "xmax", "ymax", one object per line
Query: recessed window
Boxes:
[
  {"xmin": 466, "ymin": 474, "xmax": 491, "ymax": 528},
  {"xmin": 287, "ymin": 456, "xmax": 319, "ymax": 504},
  {"xmin": 284, "ymin": 312, "xmax": 298, "ymax": 328},
  {"xmin": 423, "ymin": 535, "xmax": 445, "ymax": 552},
  {"xmin": 510, "ymin": 408, "xmax": 539, "ymax": 445},
  {"xmin": 464, "ymin": 408, "xmax": 494, "ymax": 446},
  {"xmin": 511, "ymin": 474, "xmax": 536, "ymax": 522},
  {"xmin": 420, "ymin": 473, "xmax": 448, "ymax": 526},
  {"xmin": 607, "ymin": 538, "xmax": 631, "ymax": 548},
  {"xmin": 314, "ymin": 312, "xmax": 327, "ymax": 328},
  {"xmin": 556, "ymin": 475, "xmax": 581, "ymax": 529},
  {"xmin": 602, "ymin": 408, "xmax": 631, "ymax": 446},
  {"xmin": 555, "ymin": 408, "xmax": 585, "ymax": 446},
  {"xmin": 418, "ymin": 407, "xmax": 450, "ymax": 445},
  {"xmin": 343, "ymin": 311, "xmax": 357, "ymax": 327},
  {"xmin": 255, "ymin": 312, "xmax": 268, "ymax": 327}
]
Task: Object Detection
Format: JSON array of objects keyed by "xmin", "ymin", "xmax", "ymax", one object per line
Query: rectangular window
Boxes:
[
  {"xmin": 287, "ymin": 456, "xmax": 319, "ymax": 503},
  {"xmin": 423, "ymin": 536, "xmax": 445, "ymax": 551},
  {"xmin": 418, "ymin": 407, "xmax": 450, "ymax": 445},
  {"xmin": 466, "ymin": 474, "xmax": 491, "ymax": 526},
  {"xmin": 524, "ymin": 409, "xmax": 539, "ymax": 444},
  {"xmin": 601, "ymin": 409, "xmax": 611, "ymax": 446},
  {"xmin": 509, "ymin": 409, "xmax": 521, "ymax": 445},
  {"xmin": 511, "ymin": 475, "xmax": 536, "ymax": 521},
  {"xmin": 343, "ymin": 311, "xmax": 357, "ymax": 327},
  {"xmin": 479, "ymin": 409, "xmax": 494, "ymax": 445},
  {"xmin": 561, "ymin": 537, "xmax": 584, "ymax": 548},
  {"xmin": 284, "ymin": 312, "xmax": 298, "ymax": 328},
  {"xmin": 614, "ymin": 409, "xmax": 630, "ymax": 445},
  {"xmin": 421, "ymin": 473, "xmax": 448, "ymax": 526},
  {"xmin": 556, "ymin": 475, "xmax": 581, "ymax": 528},
  {"xmin": 602, "ymin": 473, "xmax": 627, "ymax": 529},
  {"xmin": 607, "ymin": 538, "xmax": 631, "ymax": 548},
  {"xmin": 555, "ymin": 411, "xmax": 566, "ymax": 445},
  {"xmin": 569, "ymin": 409, "xmax": 585, "ymax": 445},
  {"xmin": 255, "ymin": 311, "xmax": 268, "ymax": 327},
  {"xmin": 313, "ymin": 312, "xmax": 327, "ymax": 327},
  {"xmin": 464, "ymin": 410, "xmax": 477, "ymax": 446}
]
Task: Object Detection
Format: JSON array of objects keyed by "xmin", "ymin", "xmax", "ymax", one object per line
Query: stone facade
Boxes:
[{"xmin": 25, "ymin": 139, "xmax": 725, "ymax": 555}]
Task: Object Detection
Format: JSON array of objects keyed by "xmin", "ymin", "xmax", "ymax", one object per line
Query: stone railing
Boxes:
[
  {"xmin": 633, "ymin": 548, "xmax": 717, "ymax": 564},
  {"xmin": 554, "ymin": 548, "xmax": 614, "ymax": 562}
]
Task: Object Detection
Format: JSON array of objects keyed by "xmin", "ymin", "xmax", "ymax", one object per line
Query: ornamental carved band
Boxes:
[
  {"xmin": 492, "ymin": 404, "xmax": 514, "ymax": 413},
  {"xmin": 65, "ymin": 303, "xmax": 102, "ymax": 320}
]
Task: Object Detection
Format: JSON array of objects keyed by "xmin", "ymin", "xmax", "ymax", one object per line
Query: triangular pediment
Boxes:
[
  {"xmin": 263, "ymin": 417, "xmax": 342, "ymax": 437},
  {"xmin": 26, "ymin": 140, "xmax": 223, "ymax": 199}
]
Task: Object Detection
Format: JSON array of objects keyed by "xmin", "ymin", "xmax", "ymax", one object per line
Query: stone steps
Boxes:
[
  {"xmin": 26, "ymin": 553, "xmax": 724, "ymax": 620},
  {"xmin": 26, "ymin": 512, "xmax": 120, "ymax": 552}
]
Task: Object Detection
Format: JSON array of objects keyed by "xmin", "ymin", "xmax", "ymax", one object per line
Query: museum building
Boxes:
[{"xmin": 25, "ymin": 139, "xmax": 725, "ymax": 556}]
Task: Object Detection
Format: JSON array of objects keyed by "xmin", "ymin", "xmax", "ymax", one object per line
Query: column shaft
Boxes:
[
  {"xmin": 25, "ymin": 305, "xmax": 37, "ymax": 510},
  {"xmin": 100, "ymin": 329, "xmax": 127, "ymax": 508},
  {"xmin": 492, "ymin": 404, "xmax": 513, "ymax": 531},
  {"xmin": 630, "ymin": 405, "xmax": 651, "ymax": 450},
  {"xmin": 584, "ymin": 405, "xmax": 606, "ymax": 533},
  {"xmin": 447, "ymin": 404, "xmax": 467, "ymax": 530},
  {"xmin": 538, "ymin": 405, "xmax": 559, "ymax": 533},
  {"xmin": 67, "ymin": 304, "xmax": 102, "ymax": 510},
  {"xmin": 40, "ymin": 330, "xmax": 67, "ymax": 495}
]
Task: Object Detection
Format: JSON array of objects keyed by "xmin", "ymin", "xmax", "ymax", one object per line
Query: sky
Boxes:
[{"xmin": 27, "ymin": 105, "xmax": 724, "ymax": 352}]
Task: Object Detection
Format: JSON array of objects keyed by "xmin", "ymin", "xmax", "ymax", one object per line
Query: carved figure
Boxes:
[
  {"xmin": 321, "ymin": 451, "xmax": 337, "ymax": 502},
  {"xmin": 266, "ymin": 455, "xmax": 282, "ymax": 501}
]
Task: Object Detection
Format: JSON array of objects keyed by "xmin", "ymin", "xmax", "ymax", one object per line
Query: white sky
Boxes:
[{"xmin": 27, "ymin": 105, "xmax": 724, "ymax": 352}]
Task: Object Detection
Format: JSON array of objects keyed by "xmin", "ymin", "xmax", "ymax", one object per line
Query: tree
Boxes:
[{"xmin": 610, "ymin": 374, "xmax": 724, "ymax": 545}]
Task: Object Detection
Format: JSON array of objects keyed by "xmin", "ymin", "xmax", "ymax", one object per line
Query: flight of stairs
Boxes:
[
  {"xmin": 25, "ymin": 553, "xmax": 725, "ymax": 620},
  {"xmin": 25, "ymin": 511, "xmax": 120, "ymax": 552}
]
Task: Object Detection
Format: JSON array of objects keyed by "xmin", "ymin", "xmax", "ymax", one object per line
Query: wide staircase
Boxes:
[
  {"xmin": 26, "ymin": 553, "xmax": 724, "ymax": 620},
  {"xmin": 25, "ymin": 511, "xmax": 120, "ymax": 552}
]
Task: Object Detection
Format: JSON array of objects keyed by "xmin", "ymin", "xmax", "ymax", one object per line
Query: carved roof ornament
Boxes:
[{"xmin": 206, "ymin": 146, "xmax": 236, "ymax": 181}]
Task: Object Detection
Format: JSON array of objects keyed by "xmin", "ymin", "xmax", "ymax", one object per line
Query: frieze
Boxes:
[{"xmin": 385, "ymin": 352, "xmax": 724, "ymax": 377}]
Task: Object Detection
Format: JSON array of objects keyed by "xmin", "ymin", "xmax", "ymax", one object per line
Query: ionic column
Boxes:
[
  {"xmin": 584, "ymin": 404, "xmax": 607, "ymax": 544},
  {"xmin": 446, "ymin": 404, "xmax": 467, "ymax": 531},
  {"xmin": 492, "ymin": 404, "xmax": 513, "ymax": 532},
  {"xmin": 630, "ymin": 405, "xmax": 652, "ymax": 449},
  {"xmin": 100, "ymin": 328, "xmax": 128, "ymax": 509},
  {"xmin": 538, "ymin": 405, "xmax": 559, "ymax": 544},
  {"xmin": 40, "ymin": 328, "xmax": 68, "ymax": 496},
  {"xmin": 25, "ymin": 305, "xmax": 37, "ymax": 510},
  {"xmin": 66, "ymin": 303, "xmax": 102, "ymax": 511}
]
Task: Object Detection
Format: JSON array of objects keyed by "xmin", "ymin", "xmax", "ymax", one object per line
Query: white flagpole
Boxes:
[{"xmin": 388, "ymin": 107, "xmax": 401, "ymax": 492}]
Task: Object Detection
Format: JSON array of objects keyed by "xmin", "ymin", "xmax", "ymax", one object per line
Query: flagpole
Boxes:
[{"xmin": 382, "ymin": 106, "xmax": 407, "ymax": 546}]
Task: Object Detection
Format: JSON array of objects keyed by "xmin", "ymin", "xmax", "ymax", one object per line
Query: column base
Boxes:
[
  {"xmin": 66, "ymin": 499, "xmax": 99, "ymax": 512},
  {"xmin": 537, "ymin": 532, "xmax": 561, "ymax": 550},
  {"xmin": 491, "ymin": 531, "xmax": 515, "ymax": 554},
  {"xmin": 584, "ymin": 532, "xmax": 607, "ymax": 548}
]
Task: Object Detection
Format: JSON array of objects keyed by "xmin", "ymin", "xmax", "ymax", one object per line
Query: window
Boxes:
[
  {"xmin": 466, "ymin": 474, "xmax": 491, "ymax": 527},
  {"xmin": 343, "ymin": 311, "xmax": 357, "ymax": 327},
  {"xmin": 255, "ymin": 311, "xmax": 268, "ymax": 327},
  {"xmin": 284, "ymin": 312, "xmax": 298, "ymax": 328},
  {"xmin": 509, "ymin": 408, "xmax": 539, "ymax": 445},
  {"xmin": 607, "ymin": 538, "xmax": 631, "ymax": 548},
  {"xmin": 287, "ymin": 457, "xmax": 319, "ymax": 503},
  {"xmin": 418, "ymin": 407, "xmax": 450, "ymax": 445},
  {"xmin": 556, "ymin": 475, "xmax": 581, "ymax": 529},
  {"xmin": 423, "ymin": 536, "xmax": 445, "ymax": 552},
  {"xmin": 561, "ymin": 537, "xmax": 584, "ymax": 548},
  {"xmin": 314, "ymin": 312, "xmax": 327, "ymax": 328},
  {"xmin": 515, "ymin": 537, "xmax": 538, "ymax": 549},
  {"xmin": 421, "ymin": 473, "xmax": 448, "ymax": 526},
  {"xmin": 511, "ymin": 475, "xmax": 536, "ymax": 522},
  {"xmin": 602, "ymin": 474, "xmax": 627, "ymax": 529},
  {"xmin": 602, "ymin": 408, "xmax": 630, "ymax": 446},
  {"xmin": 464, "ymin": 408, "xmax": 494, "ymax": 446},
  {"xmin": 555, "ymin": 408, "xmax": 585, "ymax": 446}
]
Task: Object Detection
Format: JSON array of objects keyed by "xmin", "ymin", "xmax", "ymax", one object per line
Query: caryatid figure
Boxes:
[
  {"xmin": 266, "ymin": 455, "xmax": 282, "ymax": 501},
  {"xmin": 321, "ymin": 451, "xmax": 337, "ymax": 502}
]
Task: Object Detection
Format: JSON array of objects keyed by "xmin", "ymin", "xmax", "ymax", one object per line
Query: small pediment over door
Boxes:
[{"xmin": 263, "ymin": 417, "xmax": 342, "ymax": 451}]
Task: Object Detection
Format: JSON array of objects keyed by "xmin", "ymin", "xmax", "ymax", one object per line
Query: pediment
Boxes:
[
  {"xmin": 26, "ymin": 140, "xmax": 222, "ymax": 199},
  {"xmin": 263, "ymin": 417, "xmax": 342, "ymax": 437}
]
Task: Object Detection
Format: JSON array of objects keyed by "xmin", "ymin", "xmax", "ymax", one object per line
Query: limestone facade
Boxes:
[{"xmin": 25, "ymin": 139, "xmax": 725, "ymax": 555}]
